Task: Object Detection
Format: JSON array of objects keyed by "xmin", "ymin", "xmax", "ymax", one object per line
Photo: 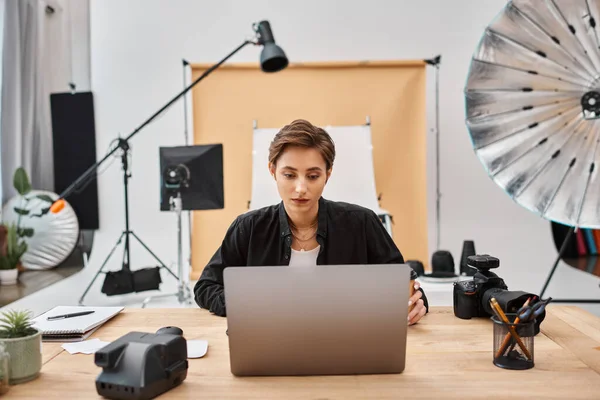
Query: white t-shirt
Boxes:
[{"xmin": 288, "ymin": 245, "xmax": 320, "ymax": 267}]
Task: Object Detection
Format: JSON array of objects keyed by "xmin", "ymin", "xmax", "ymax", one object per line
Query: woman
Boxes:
[{"xmin": 194, "ymin": 119, "xmax": 428, "ymax": 324}]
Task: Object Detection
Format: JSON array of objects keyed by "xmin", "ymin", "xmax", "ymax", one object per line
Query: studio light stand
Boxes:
[
  {"xmin": 538, "ymin": 90, "xmax": 600, "ymax": 303},
  {"xmin": 42, "ymin": 20, "xmax": 288, "ymax": 305},
  {"xmin": 142, "ymin": 173, "xmax": 192, "ymax": 307},
  {"xmin": 463, "ymin": 2, "xmax": 600, "ymax": 305},
  {"xmin": 182, "ymin": 58, "xmax": 193, "ymax": 275},
  {"xmin": 78, "ymin": 139, "xmax": 178, "ymax": 305},
  {"xmin": 425, "ymin": 55, "xmax": 441, "ymax": 251},
  {"xmin": 535, "ymin": 91, "xmax": 600, "ymax": 303},
  {"xmin": 540, "ymin": 220, "xmax": 600, "ymax": 304},
  {"xmin": 147, "ymin": 143, "xmax": 225, "ymax": 307}
]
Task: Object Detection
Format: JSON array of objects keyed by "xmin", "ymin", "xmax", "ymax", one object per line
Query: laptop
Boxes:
[{"xmin": 223, "ymin": 264, "xmax": 411, "ymax": 376}]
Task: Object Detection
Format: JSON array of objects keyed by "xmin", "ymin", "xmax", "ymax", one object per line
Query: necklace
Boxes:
[
  {"xmin": 292, "ymin": 235, "xmax": 317, "ymax": 251},
  {"xmin": 289, "ymin": 218, "xmax": 318, "ymax": 251},
  {"xmin": 292, "ymin": 230, "xmax": 317, "ymax": 243},
  {"xmin": 288, "ymin": 218, "xmax": 317, "ymax": 231},
  {"xmin": 289, "ymin": 219, "xmax": 317, "ymax": 240}
]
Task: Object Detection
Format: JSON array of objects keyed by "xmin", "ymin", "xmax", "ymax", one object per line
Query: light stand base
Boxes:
[
  {"xmin": 141, "ymin": 192, "xmax": 193, "ymax": 308},
  {"xmin": 78, "ymin": 231, "xmax": 178, "ymax": 305},
  {"xmin": 78, "ymin": 138, "xmax": 178, "ymax": 305},
  {"xmin": 140, "ymin": 286, "xmax": 193, "ymax": 308}
]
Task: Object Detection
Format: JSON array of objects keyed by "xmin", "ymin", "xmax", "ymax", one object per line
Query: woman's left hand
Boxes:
[{"xmin": 408, "ymin": 280, "xmax": 426, "ymax": 325}]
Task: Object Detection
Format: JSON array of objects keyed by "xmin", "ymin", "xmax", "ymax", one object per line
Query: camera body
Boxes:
[
  {"xmin": 95, "ymin": 327, "xmax": 188, "ymax": 400},
  {"xmin": 453, "ymin": 255, "xmax": 541, "ymax": 332},
  {"xmin": 453, "ymin": 254, "xmax": 506, "ymax": 318}
]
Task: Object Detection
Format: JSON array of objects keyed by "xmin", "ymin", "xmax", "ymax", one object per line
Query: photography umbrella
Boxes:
[
  {"xmin": 465, "ymin": 0, "xmax": 600, "ymax": 228},
  {"xmin": 464, "ymin": 0, "xmax": 600, "ymax": 302}
]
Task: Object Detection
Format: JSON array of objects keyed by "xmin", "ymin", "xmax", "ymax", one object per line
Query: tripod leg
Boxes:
[
  {"xmin": 79, "ymin": 232, "xmax": 126, "ymax": 305},
  {"xmin": 183, "ymin": 284, "xmax": 193, "ymax": 304},
  {"xmin": 141, "ymin": 287, "xmax": 193, "ymax": 308},
  {"xmin": 540, "ymin": 226, "xmax": 575, "ymax": 299},
  {"xmin": 141, "ymin": 194, "xmax": 194, "ymax": 308},
  {"xmin": 130, "ymin": 232, "xmax": 179, "ymax": 280},
  {"xmin": 141, "ymin": 292, "xmax": 179, "ymax": 308}
]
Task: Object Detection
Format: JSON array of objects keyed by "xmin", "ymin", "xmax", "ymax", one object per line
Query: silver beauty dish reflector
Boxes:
[{"xmin": 465, "ymin": 0, "xmax": 600, "ymax": 229}]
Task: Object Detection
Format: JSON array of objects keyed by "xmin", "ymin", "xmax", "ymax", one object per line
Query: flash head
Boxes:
[{"xmin": 163, "ymin": 164, "xmax": 190, "ymax": 191}]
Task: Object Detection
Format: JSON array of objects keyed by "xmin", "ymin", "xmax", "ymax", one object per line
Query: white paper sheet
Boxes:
[
  {"xmin": 250, "ymin": 125, "xmax": 389, "ymax": 216},
  {"xmin": 62, "ymin": 338, "xmax": 111, "ymax": 355},
  {"xmin": 61, "ymin": 338, "xmax": 209, "ymax": 359}
]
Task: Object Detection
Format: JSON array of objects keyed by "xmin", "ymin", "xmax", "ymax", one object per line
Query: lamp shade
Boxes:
[
  {"xmin": 254, "ymin": 20, "xmax": 288, "ymax": 73},
  {"xmin": 260, "ymin": 43, "xmax": 288, "ymax": 73}
]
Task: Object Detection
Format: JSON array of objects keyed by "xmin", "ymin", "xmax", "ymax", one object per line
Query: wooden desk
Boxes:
[{"xmin": 9, "ymin": 306, "xmax": 600, "ymax": 399}]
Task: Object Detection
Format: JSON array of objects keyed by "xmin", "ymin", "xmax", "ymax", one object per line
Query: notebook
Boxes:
[{"xmin": 31, "ymin": 306, "xmax": 124, "ymax": 342}]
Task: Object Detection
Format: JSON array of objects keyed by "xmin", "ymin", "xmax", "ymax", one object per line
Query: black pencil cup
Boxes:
[{"xmin": 492, "ymin": 313, "xmax": 535, "ymax": 370}]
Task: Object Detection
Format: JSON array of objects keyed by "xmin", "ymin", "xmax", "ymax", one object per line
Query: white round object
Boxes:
[
  {"xmin": 0, "ymin": 269, "xmax": 18, "ymax": 285},
  {"xmin": 1, "ymin": 190, "xmax": 79, "ymax": 270}
]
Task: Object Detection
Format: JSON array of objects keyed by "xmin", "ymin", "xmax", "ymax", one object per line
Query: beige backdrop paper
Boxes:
[{"xmin": 190, "ymin": 60, "xmax": 427, "ymax": 279}]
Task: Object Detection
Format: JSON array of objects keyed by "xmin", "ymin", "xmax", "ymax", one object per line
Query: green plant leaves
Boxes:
[
  {"xmin": 13, "ymin": 208, "xmax": 29, "ymax": 216},
  {"xmin": 35, "ymin": 194, "xmax": 54, "ymax": 203},
  {"xmin": 17, "ymin": 228, "xmax": 34, "ymax": 238},
  {"xmin": 0, "ymin": 310, "xmax": 36, "ymax": 339},
  {"xmin": 12, "ymin": 168, "xmax": 31, "ymax": 196},
  {"xmin": 0, "ymin": 258, "xmax": 11, "ymax": 270},
  {"xmin": 15, "ymin": 241, "xmax": 27, "ymax": 256},
  {"xmin": 0, "ymin": 224, "xmax": 27, "ymax": 270}
]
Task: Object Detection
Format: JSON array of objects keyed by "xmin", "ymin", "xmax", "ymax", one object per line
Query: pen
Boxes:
[
  {"xmin": 47, "ymin": 311, "xmax": 95, "ymax": 321},
  {"xmin": 504, "ymin": 297, "xmax": 552, "ymax": 355},
  {"xmin": 496, "ymin": 297, "xmax": 532, "ymax": 359},
  {"xmin": 489, "ymin": 298, "xmax": 532, "ymax": 360}
]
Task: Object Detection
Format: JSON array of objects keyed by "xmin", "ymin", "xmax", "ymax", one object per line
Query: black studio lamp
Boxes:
[
  {"xmin": 49, "ymin": 19, "xmax": 288, "ymax": 214},
  {"xmin": 47, "ymin": 20, "xmax": 290, "ymax": 306},
  {"xmin": 255, "ymin": 20, "xmax": 288, "ymax": 72}
]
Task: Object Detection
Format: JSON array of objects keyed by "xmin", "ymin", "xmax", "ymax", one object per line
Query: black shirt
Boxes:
[{"xmin": 193, "ymin": 197, "xmax": 428, "ymax": 316}]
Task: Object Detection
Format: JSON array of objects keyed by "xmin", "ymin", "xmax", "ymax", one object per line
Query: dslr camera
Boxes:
[{"xmin": 453, "ymin": 254, "xmax": 545, "ymax": 332}]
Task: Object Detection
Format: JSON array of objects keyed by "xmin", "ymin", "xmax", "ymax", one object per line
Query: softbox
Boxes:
[{"xmin": 159, "ymin": 144, "xmax": 224, "ymax": 211}]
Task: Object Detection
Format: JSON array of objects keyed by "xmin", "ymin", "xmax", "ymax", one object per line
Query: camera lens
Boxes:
[{"xmin": 481, "ymin": 287, "xmax": 507, "ymax": 316}]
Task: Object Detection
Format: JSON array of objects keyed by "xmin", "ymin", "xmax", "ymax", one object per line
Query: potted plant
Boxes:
[
  {"xmin": 0, "ymin": 167, "xmax": 53, "ymax": 284},
  {"xmin": 0, "ymin": 310, "xmax": 42, "ymax": 384},
  {"xmin": 0, "ymin": 224, "xmax": 27, "ymax": 285}
]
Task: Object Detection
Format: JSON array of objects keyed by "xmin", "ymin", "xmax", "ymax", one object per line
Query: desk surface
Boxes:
[{"xmin": 11, "ymin": 306, "xmax": 600, "ymax": 399}]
